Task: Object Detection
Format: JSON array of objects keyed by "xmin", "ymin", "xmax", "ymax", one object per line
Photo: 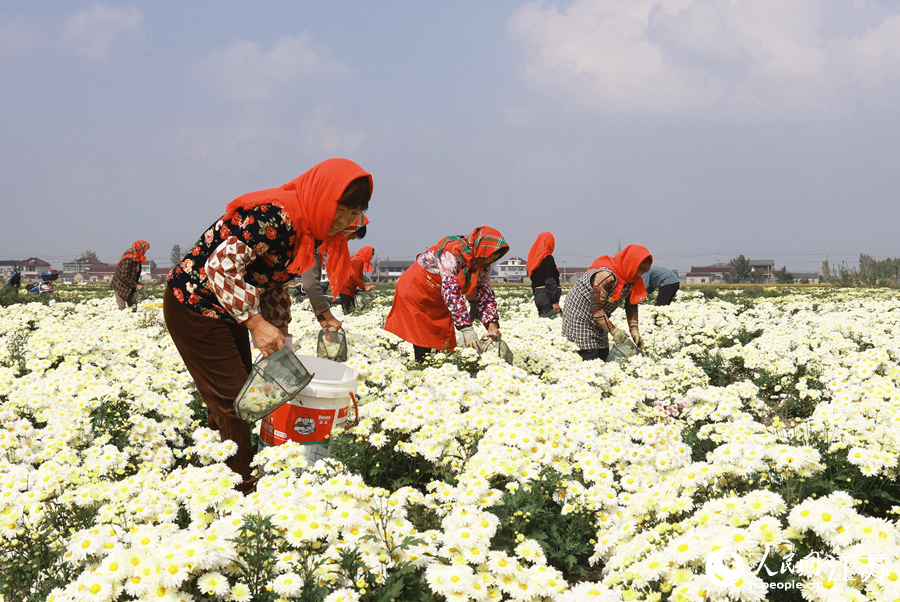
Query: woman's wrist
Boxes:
[{"xmin": 244, "ymin": 313, "xmax": 264, "ymax": 331}]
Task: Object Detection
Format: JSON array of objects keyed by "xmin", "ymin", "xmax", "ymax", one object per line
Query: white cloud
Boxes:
[
  {"xmin": 301, "ymin": 105, "xmax": 368, "ymax": 155},
  {"xmin": 509, "ymin": 0, "xmax": 900, "ymax": 117},
  {"xmin": 202, "ymin": 34, "xmax": 339, "ymax": 103},
  {"xmin": 60, "ymin": 2, "xmax": 143, "ymax": 60}
]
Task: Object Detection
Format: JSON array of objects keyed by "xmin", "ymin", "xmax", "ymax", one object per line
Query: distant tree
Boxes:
[
  {"xmin": 859, "ymin": 253, "xmax": 876, "ymax": 285},
  {"xmin": 82, "ymin": 250, "xmax": 99, "ymax": 260},
  {"xmin": 821, "ymin": 259, "xmax": 831, "ymax": 283},
  {"xmin": 773, "ymin": 266, "xmax": 794, "ymax": 284},
  {"xmin": 170, "ymin": 245, "xmax": 182, "ymax": 267},
  {"xmin": 725, "ymin": 255, "xmax": 752, "ymax": 283},
  {"xmin": 835, "ymin": 262, "xmax": 858, "ymax": 286}
]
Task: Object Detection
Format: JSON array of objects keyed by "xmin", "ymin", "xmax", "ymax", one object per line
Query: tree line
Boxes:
[
  {"xmin": 722, "ymin": 254, "xmax": 900, "ymax": 287},
  {"xmin": 832, "ymin": 254, "xmax": 900, "ymax": 287}
]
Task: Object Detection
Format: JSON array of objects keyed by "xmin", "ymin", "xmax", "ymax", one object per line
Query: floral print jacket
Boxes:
[
  {"xmin": 417, "ymin": 250, "xmax": 499, "ymax": 329},
  {"xmin": 166, "ymin": 204, "xmax": 295, "ymax": 327}
]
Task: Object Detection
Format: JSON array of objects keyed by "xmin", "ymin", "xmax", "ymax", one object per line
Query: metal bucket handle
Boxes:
[{"xmin": 480, "ymin": 335, "xmax": 502, "ymax": 357}]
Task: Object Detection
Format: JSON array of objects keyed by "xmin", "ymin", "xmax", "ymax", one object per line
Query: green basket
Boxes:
[
  {"xmin": 479, "ymin": 337, "xmax": 514, "ymax": 365},
  {"xmin": 131, "ymin": 287, "xmax": 149, "ymax": 304},
  {"xmin": 607, "ymin": 337, "xmax": 640, "ymax": 362},
  {"xmin": 235, "ymin": 348, "xmax": 314, "ymax": 422},
  {"xmin": 317, "ymin": 327, "xmax": 348, "ymax": 363}
]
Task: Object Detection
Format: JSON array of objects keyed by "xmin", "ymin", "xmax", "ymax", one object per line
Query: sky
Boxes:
[{"xmin": 3, "ymin": 0, "xmax": 900, "ymax": 276}]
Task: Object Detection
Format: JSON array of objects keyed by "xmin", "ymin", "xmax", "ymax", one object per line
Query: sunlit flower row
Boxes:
[{"xmin": 1, "ymin": 287, "xmax": 900, "ymax": 601}]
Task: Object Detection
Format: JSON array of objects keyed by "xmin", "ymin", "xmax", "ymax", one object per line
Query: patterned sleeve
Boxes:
[
  {"xmin": 301, "ymin": 257, "xmax": 331, "ymax": 316},
  {"xmin": 474, "ymin": 269, "xmax": 499, "ymax": 324},
  {"xmin": 205, "ymin": 237, "xmax": 263, "ymax": 324},
  {"xmin": 625, "ymin": 301, "xmax": 639, "ymax": 331},
  {"xmin": 437, "ymin": 253, "xmax": 473, "ymax": 329},
  {"xmin": 127, "ymin": 260, "xmax": 143, "ymax": 287},
  {"xmin": 260, "ymin": 286, "xmax": 292, "ymax": 328},
  {"xmin": 589, "ymin": 271, "xmax": 617, "ymax": 333}
]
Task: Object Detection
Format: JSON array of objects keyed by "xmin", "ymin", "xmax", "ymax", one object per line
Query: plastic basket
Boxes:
[
  {"xmin": 480, "ymin": 337, "xmax": 514, "ymax": 365},
  {"xmin": 131, "ymin": 287, "xmax": 149, "ymax": 304},
  {"xmin": 607, "ymin": 337, "xmax": 640, "ymax": 362},
  {"xmin": 317, "ymin": 328, "xmax": 348, "ymax": 363},
  {"xmin": 235, "ymin": 348, "xmax": 314, "ymax": 422},
  {"xmin": 354, "ymin": 290, "xmax": 375, "ymax": 310}
]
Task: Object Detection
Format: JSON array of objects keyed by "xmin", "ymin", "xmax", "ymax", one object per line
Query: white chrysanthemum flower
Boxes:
[
  {"xmin": 228, "ymin": 582, "xmax": 253, "ymax": 602},
  {"xmin": 196, "ymin": 571, "xmax": 230, "ymax": 597},
  {"xmin": 270, "ymin": 572, "xmax": 304, "ymax": 597}
]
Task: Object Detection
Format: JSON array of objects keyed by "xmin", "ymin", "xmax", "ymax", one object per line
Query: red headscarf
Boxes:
[
  {"xmin": 119, "ymin": 240, "xmax": 149, "ymax": 265},
  {"xmin": 222, "ymin": 158, "xmax": 373, "ymax": 292},
  {"xmin": 352, "ymin": 246, "xmax": 374, "ymax": 273},
  {"xmin": 589, "ymin": 245, "xmax": 653, "ymax": 304},
  {"xmin": 430, "ymin": 226, "xmax": 509, "ymax": 296},
  {"xmin": 526, "ymin": 232, "xmax": 555, "ymax": 277}
]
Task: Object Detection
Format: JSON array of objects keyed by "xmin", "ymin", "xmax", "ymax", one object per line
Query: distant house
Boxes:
[
  {"xmin": 750, "ymin": 259, "xmax": 775, "ymax": 282},
  {"xmin": 17, "ymin": 257, "xmax": 52, "ymax": 280},
  {"xmin": 63, "ymin": 257, "xmax": 111, "ymax": 273},
  {"xmin": 58, "ymin": 272, "xmax": 90, "ymax": 284},
  {"xmin": 559, "ymin": 266, "xmax": 590, "ymax": 284},
  {"xmin": 792, "ymin": 272, "xmax": 821, "ymax": 284},
  {"xmin": 685, "ymin": 265, "xmax": 731, "ymax": 284},
  {"xmin": 84, "ymin": 265, "xmax": 117, "ymax": 282},
  {"xmin": 150, "ymin": 267, "xmax": 171, "ymax": 282},
  {"xmin": 371, "ymin": 259, "xmax": 415, "ymax": 283},
  {"xmin": 496, "ymin": 257, "xmax": 527, "ymax": 282},
  {"xmin": 0, "ymin": 259, "xmax": 20, "ymax": 280}
]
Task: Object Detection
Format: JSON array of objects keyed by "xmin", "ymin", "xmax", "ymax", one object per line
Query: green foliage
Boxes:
[
  {"xmin": 1, "ymin": 327, "xmax": 29, "ymax": 376},
  {"xmin": 774, "ymin": 435, "xmax": 900, "ymax": 520},
  {"xmin": 0, "ymin": 499, "xmax": 94, "ymax": 602},
  {"xmin": 170, "ymin": 244, "xmax": 183, "ymax": 267},
  {"xmin": 681, "ymin": 420, "xmax": 717, "ymax": 463},
  {"xmin": 725, "ymin": 255, "xmax": 751, "ymax": 283},
  {"xmin": 330, "ymin": 430, "xmax": 443, "ymax": 491},
  {"xmin": 773, "ymin": 266, "xmax": 794, "ymax": 284},
  {"xmin": 355, "ymin": 506, "xmax": 437, "ymax": 602},
  {"xmin": 226, "ymin": 514, "xmax": 288, "ymax": 602},
  {"xmin": 834, "ymin": 253, "xmax": 900, "ymax": 287},
  {"xmin": 488, "ymin": 468, "xmax": 597, "ymax": 579},
  {"xmin": 0, "ymin": 287, "xmax": 52, "ymax": 307},
  {"xmin": 89, "ymin": 394, "xmax": 134, "ymax": 450}
]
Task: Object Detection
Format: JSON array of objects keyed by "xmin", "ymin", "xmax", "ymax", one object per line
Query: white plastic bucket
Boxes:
[{"xmin": 259, "ymin": 356, "xmax": 358, "ymax": 458}]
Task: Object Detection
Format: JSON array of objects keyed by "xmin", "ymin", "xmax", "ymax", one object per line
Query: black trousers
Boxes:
[
  {"xmin": 339, "ymin": 293, "xmax": 355, "ymax": 313},
  {"xmin": 656, "ymin": 283, "xmax": 680, "ymax": 306},
  {"xmin": 578, "ymin": 348, "xmax": 610, "ymax": 362}
]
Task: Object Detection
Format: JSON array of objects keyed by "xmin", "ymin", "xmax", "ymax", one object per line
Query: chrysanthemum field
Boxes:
[{"xmin": 3, "ymin": 286, "xmax": 900, "ymax": 602}]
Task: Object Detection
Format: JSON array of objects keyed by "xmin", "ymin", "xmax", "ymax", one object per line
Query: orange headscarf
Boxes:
[
  {"xmin": 222, "ymin": 158, "xmax": 373, "ymax": 292},
  {"xmin": 430, "ymin": 226, "xmax": 509, "ymax": 296},
  {"xmin": 119, "ymin": 240, "xmax": 149, "ymax": 265},
  {"xmin": 352, "ymin": 246, "xmax": 374, "ymax": 273},
  {"xmin": 589, "ymin": 245, "xmax": 653, "ymax": 304},
  {"xmin": 526, "ymin": 232, "xmax": 555, "ymax": 277}
]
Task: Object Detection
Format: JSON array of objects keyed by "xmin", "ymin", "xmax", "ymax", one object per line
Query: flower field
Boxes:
[{"xmin": 3, "ymin": 285, "xmax": 900, "ymax": 602}]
